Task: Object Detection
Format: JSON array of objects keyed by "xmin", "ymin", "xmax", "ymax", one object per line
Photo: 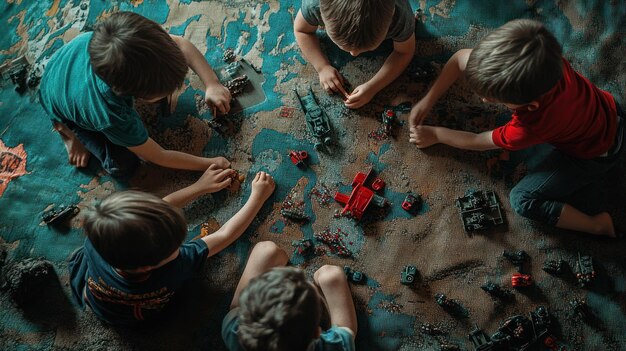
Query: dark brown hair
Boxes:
[
  {"xmin": 466, "ymin": 19, "xmax": 563, "ymax": 104},
  {"xmin": 83, "ymin": 191, "xmax": 187, "ymax": 270},
  {"xmin": 88, "ymin": 12, "xmax": 188, "ymax": 98},
  {"xmin": 238, "ymin": 267, "xmax": 321, "ymax": 351},
  {"xmin": 320, "ymin": 0, "xmax": 394, "ymax": 50}
]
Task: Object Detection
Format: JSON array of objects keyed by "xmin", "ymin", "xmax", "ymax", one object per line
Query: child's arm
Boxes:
[
  {"xmin": 170, "ymin": 35, "xmax": 232, "ymax": 114},
  {"xmin": 344, "ymin": 34, "xmax": 416, "ymax": 109},
  {"xmin": 202, "ymin": 172, "xmax": 275, "ymax": 257},
  {"xmin": 410, "ymin": 125, "xmax": 499, "ymax": 151},
  {"xmin": 294, "ymin": 11, "xmax": 349, "ymax": 98},
  {"xmin": 163, "ymin": 164, "xmax": 235, "ymax": 207},
  {"xmin": 408, "ymin": 49, "xmax": 472, "ymax": 127},
  {"xmin": 313, "ymin": 265, "xmax": 358, "ymax": 334},
  {"xmin": 128, "ymin": 138, "xmax": 230, "ymax": 171}
]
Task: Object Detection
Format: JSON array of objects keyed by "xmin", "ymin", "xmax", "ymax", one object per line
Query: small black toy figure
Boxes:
[
  {"xmin": 569, "ymin": 297, "xmax": 589, "ymax": 321},
  {"xmin": 343, "ymin": 266, "xmax": 365, "ymax": 284},
  {"xmin": 575, "ymin": 252, "xmax": 595, "ymax": 287},
  {"xmin": 502, "ymin": 250, "xmax": 529, "ymax": 272},
  {"xmin": 542, "ymin": 259, "xmax": 565, "ymax": 275},
  {"xmin": 401, "ymin": 265, "xmax": 417, "ymax": 285},
  {"xmin": 42, "ymin": 205, "xmax": 80, "ymax": 226},
  {"xmin": 481, "ymin": 282, "xmax": 514, "ymax": 300},
  {"xmin": 435, "ymin": 293, "xmax": 468, "ymax": 318}
]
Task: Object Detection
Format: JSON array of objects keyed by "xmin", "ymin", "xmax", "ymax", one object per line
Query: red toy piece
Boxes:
[
  {"xmin": 511, "ymin": 273, "xmax": 533, "ymax": 288},
  {"xmin": 402, "ymin": 192, "xmax": 421, "ymax": 212},
  {"xmin": 334, "ymin": 169, "xmax": 388, "ymax": 220},
  {"xmin": 371, "ymin": 177, "xmax": 385, "ymax": 191},
  {"xmin": 288, "ymin": 150, "xmax": 308, "ymax": 168}
]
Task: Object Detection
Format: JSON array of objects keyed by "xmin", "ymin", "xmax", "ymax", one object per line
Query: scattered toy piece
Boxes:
[
  {"xmin": 420, "ymin": 323, "xmax": 444, "ymax": 336},
  {"xmin": 288, "ymin": 150, "xmax": 308, "ymax": 168},
  {"xmin": 575, "ymin": 252, "xmax": 595, "ymax": 287},
  {"xmin": 503, "ymin": 250, "xmax": 529, "ymax": 272},
  {"xmin": 199, "ymin": 219, "xmax": 220, "ymax": 238},
  {"xmin": 280, "ymin": 207, "xmax": 309, "ymax": 222},
  {"xmin": 511, "ymin": 273, "xmax": 533, "ymax": 288},
  {"xmin": 481, "ymin": 281, "xmax": 514, "ymax": 300},
  {"xmin": 401, "ymin": 265, "xmax": 417, "ymax": 285},
  {"xmin": 381, "ymin": 109, "xmax": 398, "ymax": 135},
  {"xmin": 435, "ymin": 293, "xmax": 468, "ymax": 318},
  {"xmin": 225, "ymin": 75, "xmax": 249, "ymax": 97},
  {"xmin": 309, "ymin": 184, "xmax": 334, "ymax": 207},
  {"xmin": 401, "ymin": 192, "xmax": 422, "ymax": 213},
  {"xmin": 279, "ymin": 106, "xmax": 295, "ymax": 118},
  {"xmin": 4, "ymin": 258, "xmax": 55, "ymax": 306},
  {"xmin": 292, "ymin": 239, "xmax": 314, "ymax": 256},
  {"xmin": 343, "ymin": 266, "xmax": 365, "ymax": 284},
  {"xmin": 409, "ymin": 62, "xmax": 436, "ymax": 81},
  {"xmin": 42, "ymin": 205, "xmax": 80, "ymax": 226},
  {"xmin": 334, "ymin": 169, "xmax": 389, "ymax": 220},
  {"xmin": 371, "ymin": 177, "xmax": 385, "ymax": 191},
  {"xmin": 569, "ymin": 297, "xmax": 589, "ymax": 321},
  {"xmin": 542, "ymin": 259, "xmax": 565, "ymax": 275},
  {"xmin": 223, "ymin": 48, "xmax": 235, "ymax": 62},
  {"xmin": 3, "ymin": 56, "xmax": 30, "ymax": 94},
  {"xmin": 228, "ymin": 170, "xmax": 245, "ymax": 192},
  {"xmin": 314, "ymin": 228, "xmax": 352, "ymax": 257},
  {"xmin": 294, "ymin": 87, "xmax": 333, "ymax": 153},
  {"xmin": 456, "ymin": 190, "xmax": 504, "ymax": 233}
]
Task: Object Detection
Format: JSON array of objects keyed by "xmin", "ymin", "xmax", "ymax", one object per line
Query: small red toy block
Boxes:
[
  {"xmin": 334, "ymin": 169, "xmax": 388, "ymax": 220},
  {"xmin": 511, "ymin": 273, "xmax": 533, "ymax": 288},
  {"xmin": 402, "ymin": 192, "xmax": 422, "ymax": 212},
  {"xmin": 279, "ymin": 106, "xmax": 295, "ymax": 118},
  {"xmin": 288, "ymin": 150, "xmax": 308, "ymax": 168},
  {"xmin": 371, "ymin": 177, "xmax": 385, "ymax": 191}
]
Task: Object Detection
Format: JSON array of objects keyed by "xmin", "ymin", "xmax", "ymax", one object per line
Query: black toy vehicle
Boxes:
[
  {"xmin": 503, "ymin": 250, "xmax": 529, "ymax": 272},
  {"xmin": 435, "ymin": 293, "xmax": 468, "ymax": 318},
  {"xmin": 542, "ymin": 259, "xmax": 565, "ymax": 275},
  {"xmin": 456, "ymin": 190, "xmax": 503, "ymax": 233},
  {"xmin": 42, "ymin": 205, "xmax": 80, "ymax": 226},
  {"xmin": 402, "ymin": 192, "xmax": 422, "ymax": 212},
  {"xmin": 343, "ymin": 266, "xmax": 365, "ymax": 284},
  {"xmin": 575, "ymin": 252, "xmax": 595, "ymax": 287},
  {"xmin": 569, "ymin": 297, "xmax": 589, "ymax": 321},
  {"xmin": 401, "ymin": 265, "xmax": 417, "ymax": 285},
  {"xmin": 481, "ymin": 282, "xmax": 514, "ymax": 300},
  {"xmin": 295, "ymin": 87, "xmax": 333, "ymax": 153}
]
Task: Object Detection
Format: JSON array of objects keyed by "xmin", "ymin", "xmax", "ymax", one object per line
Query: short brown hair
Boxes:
[
  {"xmin": 88, "ymin": 12, "xmax": 188, "ymax": 98},
  {"xmin": 466, "ymin": 19, "xmax": 563, "ymax": 104},
  {"xmin": 320, "ymin": 0, "xmax": 394, "ymax": 50},
  {"xmin": 238, "ymin": 267, "xmax": 321, "ymax": 351},
  {"xmin": 83, "ymin": 191, "xmax": 187, "ymax": 270}
]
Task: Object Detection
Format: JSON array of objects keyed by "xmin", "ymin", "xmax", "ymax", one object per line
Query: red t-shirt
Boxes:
[{"xmin": 491, "ymin": 58, "xmax": 617, "ymax": 159}]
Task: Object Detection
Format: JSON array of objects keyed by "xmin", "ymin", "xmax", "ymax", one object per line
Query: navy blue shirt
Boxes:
[{"xmin": 69, "ymin": 238, "xmax": 208, "ymax": 325}]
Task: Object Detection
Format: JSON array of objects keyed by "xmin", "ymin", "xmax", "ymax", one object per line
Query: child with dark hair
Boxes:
[
  {"xmin": 69, "ymin": 170, "xmax": 276, "ymax": 325},
  {"xmin": 294, "ymin": 0, "xmax": 416, "ymax": 108},
  {"xmin": 40, "ymin": 12, "xmax": 232, "ymax": 181},
  {"xmin": 408, "ymin": 19, "xmax": 624, "ymax": 237},
  {"xmin": 222, "ymin": 253, "xmax": 357, "ymax": 351}
]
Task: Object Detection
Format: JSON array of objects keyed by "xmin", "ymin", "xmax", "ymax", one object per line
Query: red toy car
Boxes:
[
  {"xmin": 334, "ymin": 169, "xmax": 388, "ymax": 220},
  {"xmin": 511, "ymin": 273, "xmax": 533, "ymax": 288},
  {"xmin": 288, "ymin": 150, "xmax": 308, "ymax": 168}
]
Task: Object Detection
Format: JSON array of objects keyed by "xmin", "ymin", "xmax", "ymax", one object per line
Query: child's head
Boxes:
[
  {"xmin": 466, "ymin": 19, "xmax": 563, "ymax": 105},
  {"xmin": 83, "ymin": 191, "xmax": 187, "ymax": 271},
  {"xmin": 88, "ymin": 11, "xmax": 188, "ymax": 100},
  {"xmin": 320, "ymin": 0, "xmax": 395, "ymax": 56},
  {"xmin": 238, "ymin": 267, "xmax": 322, "ymax": 351}
]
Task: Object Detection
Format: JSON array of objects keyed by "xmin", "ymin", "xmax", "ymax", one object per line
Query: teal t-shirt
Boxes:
[
  {"xmin": 39, "ymin": 32, "xmax": 149, "ymax": 147},
  {"xmin": 222, "ymin": 308, "xmax": 356, "ymax": 351},
  {"xmin": 300, "ymin": 0, "xmax": 415, "ymax": 42}
]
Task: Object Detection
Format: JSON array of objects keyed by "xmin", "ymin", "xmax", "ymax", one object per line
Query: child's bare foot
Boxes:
[
  {"xmin": 54, "ymin": 122, "xmax": 91, "ymax": 167},
  {"xmin": 593, "ymin": 212, "xmax": 615, "ymax": 237}
]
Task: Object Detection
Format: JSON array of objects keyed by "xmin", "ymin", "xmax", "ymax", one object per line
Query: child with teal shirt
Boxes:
[{"xmin": 40, "ymin": 12, "xmax": 232, "ymax": 184}]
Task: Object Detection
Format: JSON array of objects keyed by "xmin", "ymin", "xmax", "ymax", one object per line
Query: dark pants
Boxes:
[
  {"xmin": 509, "ymin": 102, "xmax": 624, "ymax": 226},
  {"xmin": 63, "ymin": 119, "xmax": 139, "ymax": 180}
]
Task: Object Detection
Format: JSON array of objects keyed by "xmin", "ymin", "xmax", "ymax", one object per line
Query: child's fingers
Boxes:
[
  {"xmin": 216, "ymin": 178, "xmax": 232, "ymax": 189},
  {"xmin": 217, "ymin": 168, "xmax": 235, "ymax": 180},
  {"xmin": 208, "ymin": 163, "xmax": 219, "ymax": 171},
  {"xmin": 335, "ymin": 82, "xmax": 349, "ymax": 100},
  {"xmin": 254, "ymin": 172, "xmax": 261, "ymax": 182}
]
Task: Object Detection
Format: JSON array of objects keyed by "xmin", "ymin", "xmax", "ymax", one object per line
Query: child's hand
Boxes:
[
  {"xmin": 408, "ymin": 98, "xmax": 433, "ymax": 128},
  {"xmin": 409, "ymin": 125, "xmax": 439, "ymax": 148},
  {"xmin": 318, "ymin": 65, "xmax": 349, "ymax": 98},
  {"xmin": 196, "ymin": 164, "xmax": 236, "ymax": 193},
  {"xmin": 345, "ymin": 83, "xmax": 375, "ymax": 109},
  {"xmin": 205, "ymin": 83, "xmax": 232, "ymax": 115},
  {"xmin": 208, "ymin": 156, "xmax": 231, "ymax": 169},
  {"xmin": 250, "ymin": 171, "xmax": 275, "ymax": 202}
]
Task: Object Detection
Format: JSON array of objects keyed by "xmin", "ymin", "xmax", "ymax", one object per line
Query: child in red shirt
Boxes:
[{"xmin": 408, "ymin": 19, "xmax": 623, "ymax": 237}]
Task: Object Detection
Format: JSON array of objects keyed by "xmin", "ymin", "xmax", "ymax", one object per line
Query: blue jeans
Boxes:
[
  {"xmin": 63, "ymin": 119, "xmax": 139, "ymax": 180},
  {"xmin": 510, "ymin": 102, "xmax": 624, "ymax": 226}
]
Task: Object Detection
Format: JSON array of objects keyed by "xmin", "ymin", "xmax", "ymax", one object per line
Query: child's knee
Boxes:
[
  {"xmin": 314, "ymin": 265, "xmax": 346, "ymax": 286},
  {"xmin": 252, "ymin": 241, "xmax": 288, "ymax": 264},
  {"xmin": 509, "ymin": 186, "xmax": 533, "ymax": 217}
]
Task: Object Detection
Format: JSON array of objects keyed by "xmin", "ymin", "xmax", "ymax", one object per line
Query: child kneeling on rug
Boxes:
[
  {"xmin": 408, "ymin": 19, "xmax": 624, "ymax": 238},
  {"xmin": 69, "ymin": 170, "xmax": 275, "ymax": 326},
  {"xmin": 222, "ymin": 255, "xmax": 357, "ymax": 351},
  {"xmin": 40, "ymin": 11, "xmax": 231, "ymax": 180}
]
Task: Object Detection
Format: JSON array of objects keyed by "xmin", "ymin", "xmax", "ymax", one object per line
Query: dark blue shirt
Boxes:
[{"xmin": 69, "ymin": 238, "xmax": 208, "ymax": 325}]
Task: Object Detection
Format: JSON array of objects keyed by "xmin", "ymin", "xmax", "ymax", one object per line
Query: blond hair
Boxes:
[{"xmin": 466, "ymin": 19, "xmax": 563, "ymax": 104}]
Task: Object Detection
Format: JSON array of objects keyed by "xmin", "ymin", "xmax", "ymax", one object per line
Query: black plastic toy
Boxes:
[
  {"xmin": 481, "ymin": 282, "xmax": 514, "ymax": 300},
  {"xmin": 542, "ymin": 259, "xmax": 565, "ymax": 275},
  {"xmin": 503, "ymin": 250, "xmax": 529, "ymax": 272},
  {"xmin": 435, "ymin": 293, "xmax": 468, "ymax": 318},
  {"xmin": 295, "ymin": 87, "xmax": 333, "ymax": 153},
  {"xmin": 569, "ymin": 297, "xmax": 589, "ymax": 321},
  {"xmin": 402, "ymin": 192, "xmax": 422, "ymax": 213},
  {"xmin": 575, "ymin": 252, "xmax": 595, "ymax": 287},
  {"xmin": 343, "ymin": 266, "xmax": 365, "ymax": 284},
  {"xmin": 456, "ymin": 190, "xmax": 504, "ymax": 233},
  {"xmin": 401, "ymin": 265, "xmax": 417, "ymax": 285},
  {"xmin": 42, "ymin": 205, "xmax": 80, "ymax": 226},
  {"xmin": 292, "ymin": 239, "xmax": 314, "ymax": 256}
]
